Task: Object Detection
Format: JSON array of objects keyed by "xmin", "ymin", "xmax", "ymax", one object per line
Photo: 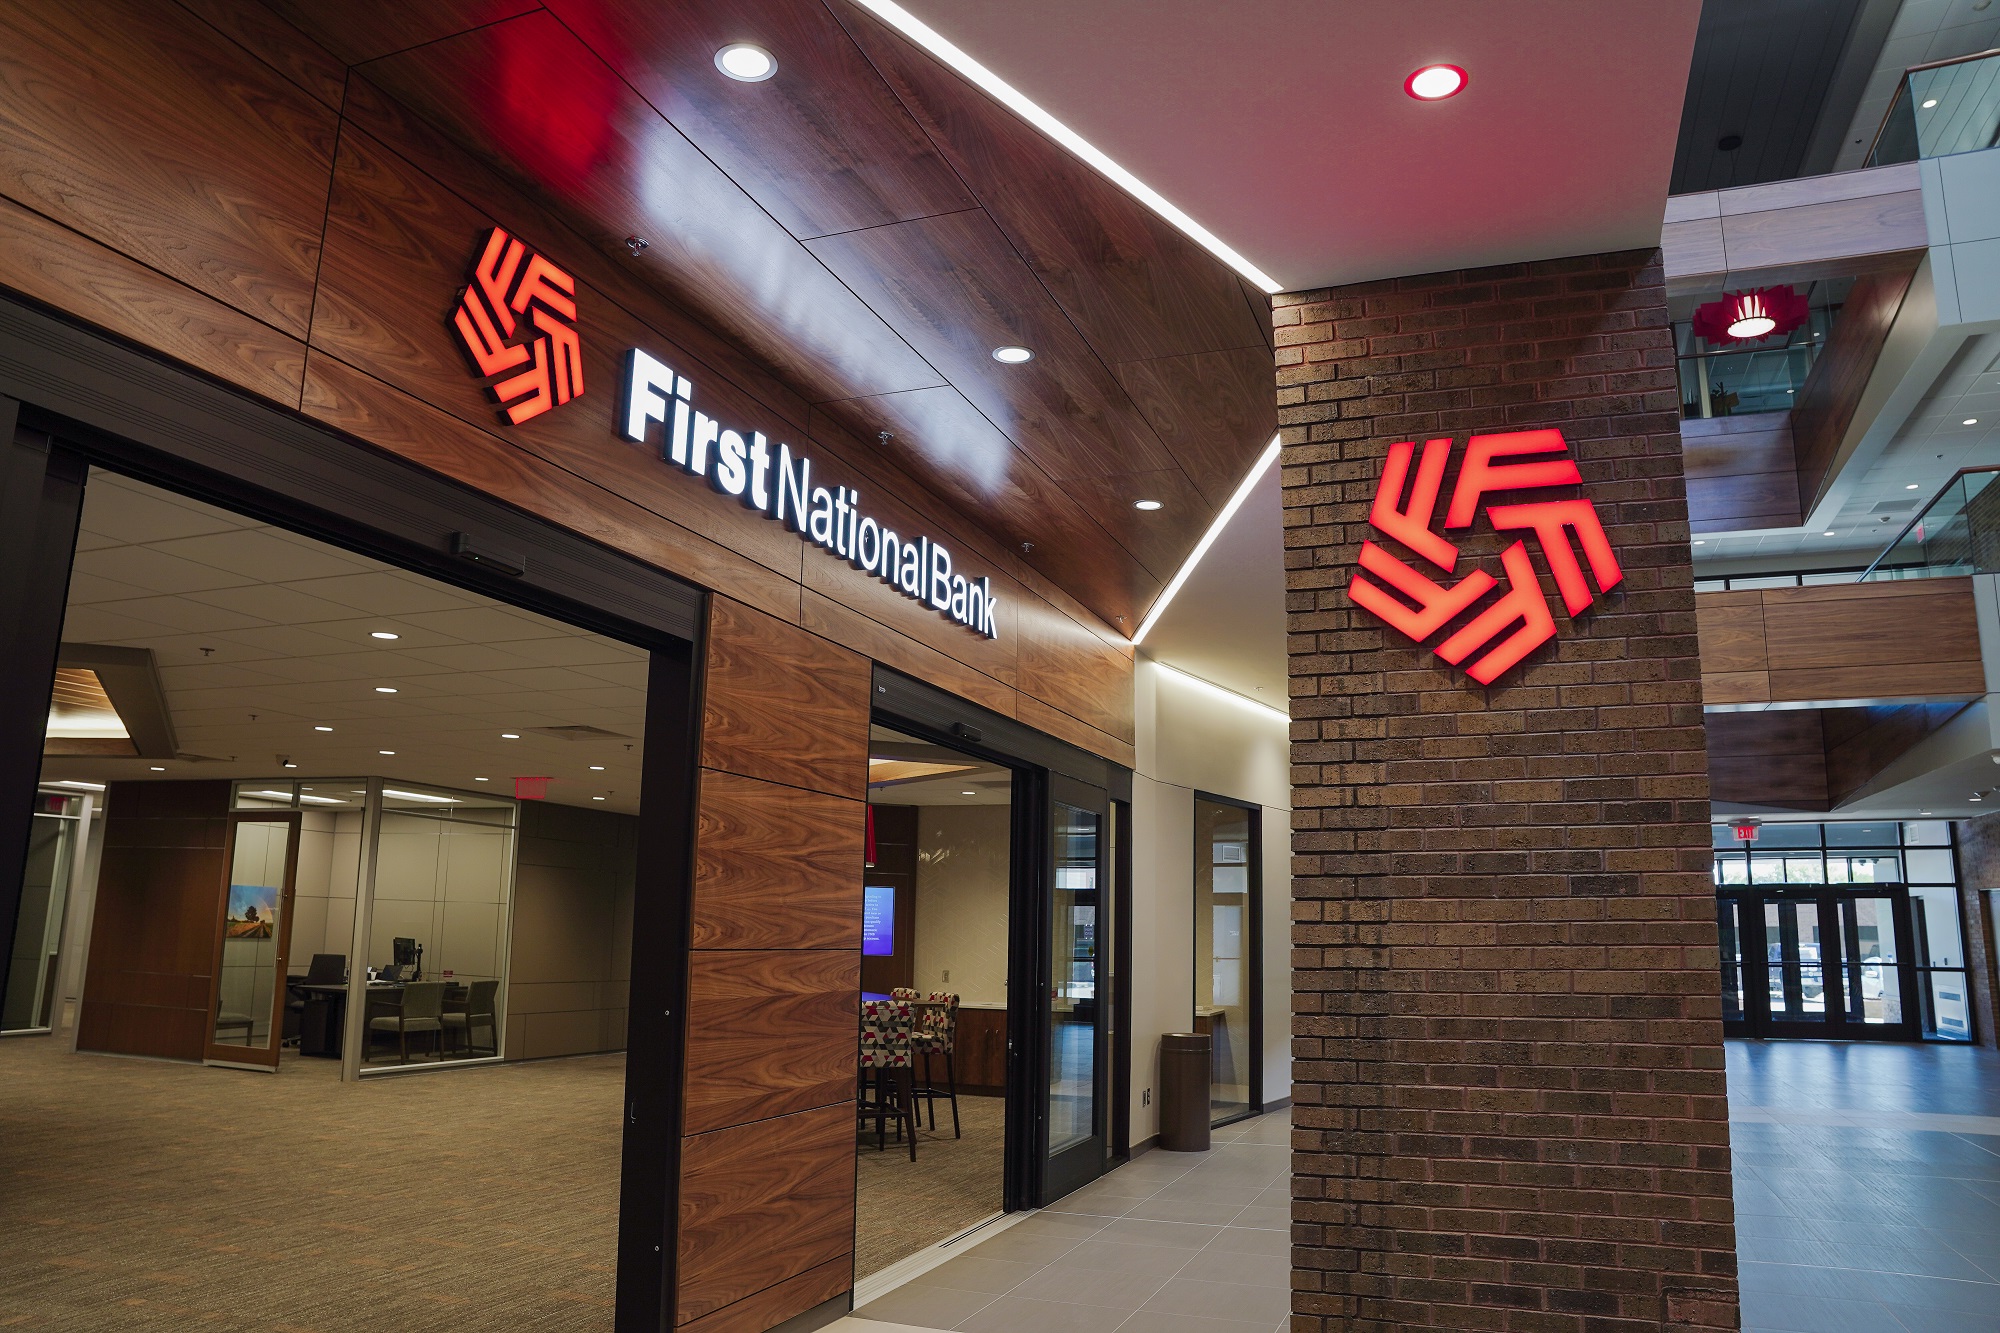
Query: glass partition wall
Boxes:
[
  {"xmin": 1, "ymin": 791, "xmax": 90, "ymax": 1033},
  {"xmin": 230, "ymin": 779, "xmax": 518, "ymax": 1075},
  {"xmin": 1195, "ymin": 795, "xmax": 1261, "ymax": 1126}
]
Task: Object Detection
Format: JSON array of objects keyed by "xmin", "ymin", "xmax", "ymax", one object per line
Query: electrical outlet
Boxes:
[
  {"xmin": 1142, "ymin": 1088, "xmax": 1151, "ymax": 1106},
  {"xmin": 942, "ymin": 969, "xmax": 949, "ymax": 983}
]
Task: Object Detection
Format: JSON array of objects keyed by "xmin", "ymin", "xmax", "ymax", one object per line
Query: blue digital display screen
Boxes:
[{"xmin": 862, "ymin": 884, "xmax": 894, "ymax": 957}]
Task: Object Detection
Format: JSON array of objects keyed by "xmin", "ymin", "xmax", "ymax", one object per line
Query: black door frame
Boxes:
[
  {"xmin": 0, "ymin": 292, "xmax": 709, "ymax": 1333},
  {"xmin": 1193, "ymin": 790, "xmax": 1264, "ymax": 1128},
  {"xmin": 870, "ymin": 667, "xmax": 1133, "ymax": 1210},
  {"xmin": 1720, "ymin": 884, "xmax": 1923, "ymax": 1041}
]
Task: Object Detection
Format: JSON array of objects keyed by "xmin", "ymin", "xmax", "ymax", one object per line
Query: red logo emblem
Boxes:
[
  {"xmin": 1347, "ymin": 428, "xmax": 1622, "ymax": 684},
  {"xmin": 451, "ymin": 227, "xmax": 583, "ymax": 425}
]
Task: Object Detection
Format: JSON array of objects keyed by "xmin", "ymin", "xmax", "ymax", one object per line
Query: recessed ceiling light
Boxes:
[
  {"xmin": 370, "ymin": 631, "xmax": 400, "ymax": 640},
  {"xmin": 1923, "ymin": 98, "xmax": 1939, "ymax": 109},
  {"xmin": 590, "ymin": 765, "xmax": 605, "ymax": 771},
  {"xmin": 1786, "ymin": 388, "xmax": 1794, "ymax": 394},
  {"xmin": 53, "ymin": 780, "xmax": 105, "ymax": 790},
  {"xmin": 315, "ymin": 725, "xmax": 334, "ymax": 732},
  {"xmin": 991, "ymin": 345, "xmax": 1033, "ymax": 364},
  {"xmin": 1965, "ymin": 418, "xmax": 1980, "ymax": 426},
  {"xmin": 1822, "ymin": 530, "xmax": 1837, "ymax": 537},
  {"xmin": 1134, "ymin": 500, "xmax": 1163, "ymax": 511},
  {"xmin": 1908, "ymin": 484, "xmax": 1922, "ymax": 489},
  {"xmin": 714, "ymin": 43, "xmax": 776, "ymax": 82},
  {"xmin": 1921, "ymin": 810, "xmax": 1932, "ymax": 815},
  {"xmin": 149, "ymin": 766, "xmax": 165, "ymax": 772},
  {"xmin": 962, "ymin": 790, "xmax": 976, "ymax": 796},
  {"xmin": 592, "ymin": 795, "xmax": 606, "ymax": 801},
  {"xmin": 378, "ymin": 750, "xmax": 396, "ymax": 756},
  {"xmin": 1404, "ymin": 64, "xmax": 1466, "ymax": 100},
  {"xmin": 501, "ymin": 733, "xmax": 520, "ymax": 739},
  {"xmin": 1692, "ymin": 540, "xmax": 1706, "ymax": 545},
  {"xmin": 375, "ymin": 686, "xmax": 398, "ymax": 694},
  {"xmin": 474, "ymin": 777, "xmax": 489, "ymax": 782}
]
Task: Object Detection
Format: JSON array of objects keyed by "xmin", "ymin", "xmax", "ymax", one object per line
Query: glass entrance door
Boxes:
[
  {"xmin": 1044, "ymin": 777, "xmax": 1109, "ymax": 1201},
  {"xmin": 203, "ymin": 813, "xmax": 299, "ymax": 1069},
  {"xmin": 1720, "ymin": 887, "xmax": 1918, "ymax": 1040}
]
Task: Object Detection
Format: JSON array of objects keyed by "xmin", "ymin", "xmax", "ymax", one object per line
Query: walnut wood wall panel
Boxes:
[
  {"xmin": 1662, "ymin": 162, "xmax": 1927, "ymax": 296},
  {"xmin": 76, "ymin": 780, "xmax": 230, "ymax": 1062},
  {"xmin": 0, "ymin": 0, "xmax": 1137, "ymax": 767},
  {"xmin": 677, "ymin": 1102, "xmax": 857, "ymax": 1325},
  {"xmin": 0, "ymin": 0, "xmax": 338, "ymax": 339},
  {"xmin": 1705, "ymin": 712, "xmax": 1829, "ymax": 810},
  {"xmin": 677, "ymin": 597, "xmax": 869, "ymax": 1326},
  {"xmin": 1697, "ymin": 579, "xmax": 1984, "ymax": 707},
  {"xmin": 1791, "ymin": 264, "xmax": 1918, "ymax": 517},
  {"xmin": 1681, "ymin": 413, "xmax": 1802, "ymax": 532},
  {"xmin": 691, "ymin": 771, "xmax": 865, "ymax": 952},
  {"xmin": 1824, "ymin": 702, "xmax": 1971, "ymax": 806}
]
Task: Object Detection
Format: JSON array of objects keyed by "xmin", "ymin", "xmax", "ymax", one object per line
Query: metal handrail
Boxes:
[
  {"xmin": 1864, "ymin": 46, "xmax": 2000, "ymax": 166},
  {"xmin": 1855, "ymin": 464, "xmax": 2000, "ymax": 582}
]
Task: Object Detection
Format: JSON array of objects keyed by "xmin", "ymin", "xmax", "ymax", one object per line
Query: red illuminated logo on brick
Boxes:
[
  {"xmin": 451, "ymin": 227, "xmax": 583, "ymax": 425},
  {"xmin": 1347, "ymin": 428, "xmax": 1622, "ymax": 684}
]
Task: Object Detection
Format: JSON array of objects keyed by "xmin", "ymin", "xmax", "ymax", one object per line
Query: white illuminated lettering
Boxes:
[
  {"xmin": 609, "ymin": 349, "xmax": 996, "ymax": 639},
  {"xmin": 620, "ymin": 349, "xmax": 674, "ymax": 445},
  {"xmin": 688, "ymin": 413, "xmax": 720, "ymax": 477},
  {"xmin": 774, "ymin": 444, "xmax": 810, "ymax": 531},
  {"xmin": 712, "ymin": 429, "xmax": 748, "ymax": 497},
  {"xmin": 856, "ymin": 516, "xmax": 880, "ymax": 572},
  {"xmin": 927, "ymin": 540, "xmax": 952, "ymax": 611},
  {"xmin": 808, "ymin": 486, "xmax": 834, "ymax": 546},
  {"xmin": 747, "ymin": 432, "xmax": 771, "ymax": 511}
]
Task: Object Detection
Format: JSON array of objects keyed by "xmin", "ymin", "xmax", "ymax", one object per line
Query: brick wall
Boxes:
[
  {"xmin": 1953, "ymin": 813, "xmax": 2000, "ymax": 1051},
  {"xmin": 1279, "ymin": 249, "xmax": 1739, "ymax": 1331}
]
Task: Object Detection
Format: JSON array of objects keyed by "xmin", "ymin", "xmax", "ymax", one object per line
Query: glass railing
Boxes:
[
  {"xmin": 1867, "ymin": 48, "xmax": 2000, "ymax": 166},
  {"xmin": 1859, "ymin": 467, "xmax": 2000, "ymax": 581}
]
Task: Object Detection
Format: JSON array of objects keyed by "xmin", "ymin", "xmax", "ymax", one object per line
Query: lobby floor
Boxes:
[
  {"xmin": 849, "ymin": 1110, "xmax": 1290, "ymax": 1333},
  {"xmin": 1729, "ymin": 1039, "xmax": 2000, "ymax": 1333},
  {"xmin": 848, "ymin": 1041, "xmax": 2000, "ymax": 1333}
]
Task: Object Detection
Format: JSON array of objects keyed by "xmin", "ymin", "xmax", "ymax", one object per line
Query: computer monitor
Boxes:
[
  {"xmin": 304, "ymin": 953, "xmax": 345, "ymax": 984},
  {"xmin": 393, "ymin": 937, "xmax": 419, "ymax": 968}
]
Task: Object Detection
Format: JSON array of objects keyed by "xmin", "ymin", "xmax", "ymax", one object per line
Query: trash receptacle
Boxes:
[{"xmin": 1159, "ymin": 1031, "xmax": 1211, "ymax": 1152}]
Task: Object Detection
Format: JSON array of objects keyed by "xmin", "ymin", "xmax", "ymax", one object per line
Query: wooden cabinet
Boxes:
[{"xmin": 951, "ymin": 1004, "xmax": 1007, "ymax": 1095}]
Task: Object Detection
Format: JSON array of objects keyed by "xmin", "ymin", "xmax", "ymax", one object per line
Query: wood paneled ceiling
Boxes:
[{"xmin": 260, "ymin": 0, "xmax": 1279, "ymax": 632}]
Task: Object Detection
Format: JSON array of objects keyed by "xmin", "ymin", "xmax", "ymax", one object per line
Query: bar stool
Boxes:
[
  {"xmin": 857, "ymin": 998, "xmax": 918, "ymax": 1161},
  {"xmin": 910, "ymin": 991, "xmax": 961, "ymax": 1138}
]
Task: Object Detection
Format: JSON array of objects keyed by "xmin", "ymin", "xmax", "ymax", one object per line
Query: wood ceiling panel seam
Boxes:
[
  {"xmin": 335, "ymin": 78, "xmax": 816, "ymax": 428},
  {"xmin": 180, "ymin": 0, "xmax": 348, "ymax": 109},
  {"xmin": 349, "ymin": 17, "xmax": 945, "ymax": 406},
  {"xmin": 807, "ymin": 389, "xmax": 1174, "ymax": 587}
]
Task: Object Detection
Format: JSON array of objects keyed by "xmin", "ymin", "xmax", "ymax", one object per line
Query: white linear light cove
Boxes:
[
  {"xmin": 1152, "ymin": 661, "xmax": 1288, "ymax": 724},
  {"xmin": 1132, "ymin": 434, "xmax": 1281, "ymax": 644},
  {"xmin": 846, "ymin": 0, "xmax": 1282, "ymax": 295}
]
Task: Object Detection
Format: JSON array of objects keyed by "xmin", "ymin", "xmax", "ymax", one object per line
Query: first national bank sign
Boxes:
[{"xmin": 451, "ymin": 227, "xmax": 999, "ymax": 641}]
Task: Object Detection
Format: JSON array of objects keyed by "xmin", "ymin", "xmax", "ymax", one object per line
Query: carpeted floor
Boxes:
[
  {"xmin": 854, "ymin": 1093, "xmax": 1005, "ymax": 1280},
  {"xmin": 0, "ymin": 1035, "xmax": 624, "ymax": 1332}
]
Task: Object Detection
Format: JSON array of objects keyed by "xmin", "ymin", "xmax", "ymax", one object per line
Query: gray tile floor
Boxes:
[
  {"xmin": 848, "ymin": 1040, "xmax": 2000, "ymax": 1333},
  {"xmin": 1730, "ymin": 1040, "xmax": 2000, "ymax": 1333},
  {"xmin": 849, "ymin": 1111, "xmax": 1290, "ymax": 1333}
]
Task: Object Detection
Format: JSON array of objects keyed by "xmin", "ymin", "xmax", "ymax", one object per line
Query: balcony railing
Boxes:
[
  {"xmin": 1867, "ymin": 47, "xmax": 2000, "ymax": 167},
  {"xmin": 1859, "ymin": 466, "xmax": 2000, "ymax": 582}
]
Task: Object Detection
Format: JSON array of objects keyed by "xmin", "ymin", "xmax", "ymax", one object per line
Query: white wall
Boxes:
[
  {"xmin": 912, "ymin": 804, "xmax": 1011, "ymax": 1006},
  {"xmin": 1130, "ymin": 659, "xmax": 1291, "ymax": 1145}
]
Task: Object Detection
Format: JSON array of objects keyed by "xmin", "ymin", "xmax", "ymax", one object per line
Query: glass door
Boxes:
[
  {"xmin": 1195, "ymin": 795, "xmax": 1261, "ymax": 1127},
  {"xmin": 203, "ymin": 813, "xmax": 299, "ymax": 1069},
  {"xmin": 1719, "ymin": 888, "xmax": 1918, "ymax": 1040},
  {"xmin": 1044, "ymin": 776, "xmax": 1109, "ymax": 1201}
]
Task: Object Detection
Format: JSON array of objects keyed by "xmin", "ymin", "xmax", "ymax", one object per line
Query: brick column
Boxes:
[
  {"xmin": 1279, "ymin": 250, "xmax": 1738, "ymax": 1332},
  {"xmin": 1954, "ymin": 814, "xmax": 2000, "ymax": 1050}
]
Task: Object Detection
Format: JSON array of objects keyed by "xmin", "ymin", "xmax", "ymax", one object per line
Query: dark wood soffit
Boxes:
[{"xmin": 272, "ymin": 0, "xmax": 1273, "ymax": 627}]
